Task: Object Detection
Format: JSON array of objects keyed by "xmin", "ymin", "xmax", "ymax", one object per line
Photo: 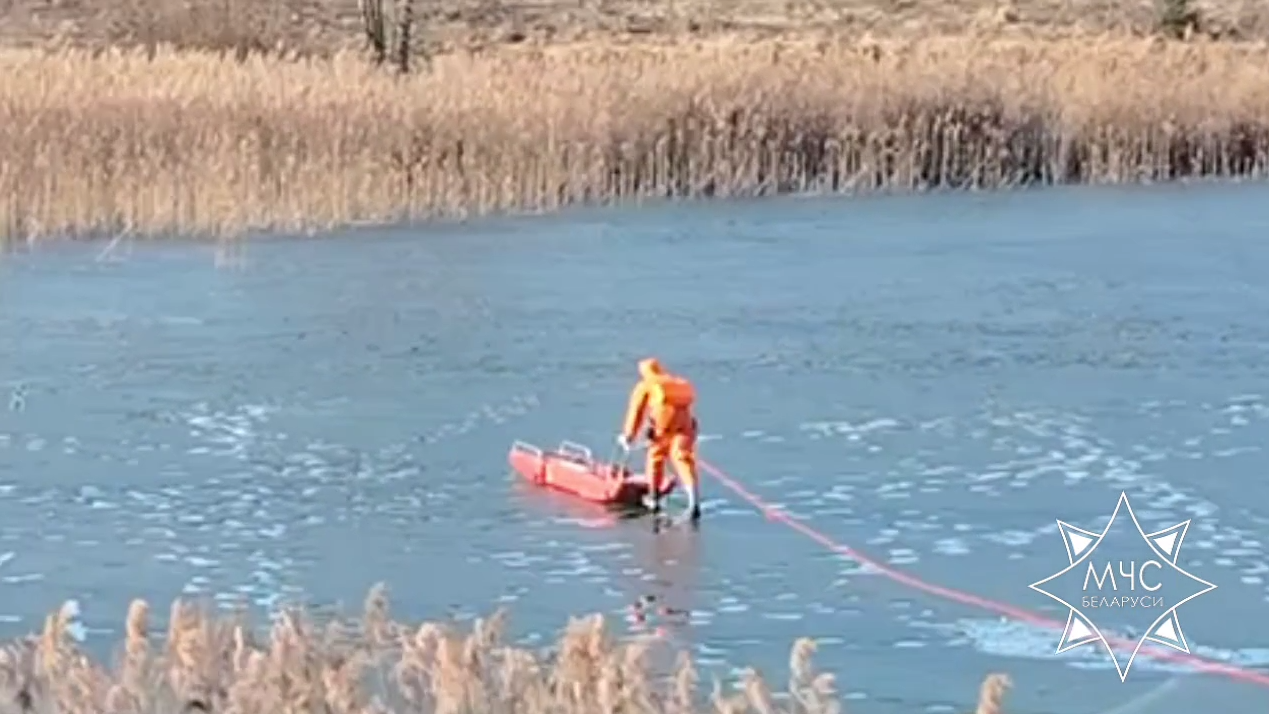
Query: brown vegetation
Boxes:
[
  {"xmin": 3, "ymin": 33, "xmax": 1269, "ymax": 241},
  {"xmin": 0, "ymin": 584, "xmax": 1015, "ymax": 714}
]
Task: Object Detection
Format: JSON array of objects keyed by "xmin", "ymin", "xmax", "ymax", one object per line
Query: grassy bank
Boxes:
[
  {"xmin": 2, "ymin": 34, "xmax": 1269, "ymax": 240},
  {"xmin": 3, "ymin": 0, "xmax": 1267, "ymax": 54},
  {"xmin": 0, "ymin": 586, "xmax": 1013, "ymax": 714}
]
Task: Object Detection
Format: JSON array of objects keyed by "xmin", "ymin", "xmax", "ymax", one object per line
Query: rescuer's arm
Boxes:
[{"xmin": 621, "ymin": 382, "xmax": 649, "ymax": 442}]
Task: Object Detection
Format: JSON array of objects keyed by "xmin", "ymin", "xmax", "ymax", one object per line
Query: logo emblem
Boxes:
[{"xmin": 1029, "ymin": 491, "xmax": 1217, "ymax": 681}]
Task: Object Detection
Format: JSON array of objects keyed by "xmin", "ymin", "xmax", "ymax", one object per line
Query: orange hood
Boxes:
[{"xmin": 638, "ymin": 358, "xmax": 664, "ymax": 379}]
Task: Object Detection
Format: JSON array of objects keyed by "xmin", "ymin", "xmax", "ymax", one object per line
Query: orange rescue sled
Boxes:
[{"xmin": 509, "ymin": 439, "xmax": 675, "ymax": 508}]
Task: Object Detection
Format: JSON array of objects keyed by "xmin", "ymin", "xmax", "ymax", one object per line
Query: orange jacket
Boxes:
[{"xmin": 623, "ymin": 359, "xmax": 696, "ymax": 439}]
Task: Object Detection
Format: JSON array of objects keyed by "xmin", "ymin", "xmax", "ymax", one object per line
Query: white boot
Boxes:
[
  {"xmin": 643, "ymin": 493, "xmax": 662, "ymax": 513},
  {"xmin": 683, "ymin": 480, "xmax": 701, "ymax": 522}
]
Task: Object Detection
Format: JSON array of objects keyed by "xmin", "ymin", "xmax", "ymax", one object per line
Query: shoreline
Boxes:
[
  {"xmin": 2, "ymin": 34, "xmax": 1269, "ymax": 241},
  {"xmin": 1, "ymin": 587, "xmax": 1015, "ymax": 713},
  {"xmin": 2, "ymin": 0, "xmax": 1266, "ymax": 54}
]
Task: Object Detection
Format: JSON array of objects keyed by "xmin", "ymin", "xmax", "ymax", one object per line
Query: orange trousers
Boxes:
[{"xmin": 646, "ymin": 410, "xmax": 698, "ymax": 496}]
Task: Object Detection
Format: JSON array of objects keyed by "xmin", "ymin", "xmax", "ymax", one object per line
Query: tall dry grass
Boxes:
[
  {"xmin": 0, "ymin": 584, "xmax": 1014, "ymax": 714},
  {"xmin": 3, "ymin": 34, "xmax": 1269, "ymax": 241}
]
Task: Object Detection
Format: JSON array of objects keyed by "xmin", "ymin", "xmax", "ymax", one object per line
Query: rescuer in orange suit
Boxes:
[{"xmin": 618, "ymin": 358, "xmax": 701, "ymax": 522}]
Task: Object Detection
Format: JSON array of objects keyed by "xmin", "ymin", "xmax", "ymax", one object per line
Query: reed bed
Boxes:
[
  {"xmin": 0, "ymin": 585, "xmax": 1014, "ymax": 714},
  {"xmin": 3, "ymin": 34, "xmax": 1269, "ymax": 241}
]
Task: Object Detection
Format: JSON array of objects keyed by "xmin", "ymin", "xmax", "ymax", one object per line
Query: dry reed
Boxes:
[
  {"xmin": 0, "ymin": 584, "xmax": 1013, "ymax": 714},
  {"xmin": 3, "ymin": 34, "xmax": 1269, "ymax": 241}
]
